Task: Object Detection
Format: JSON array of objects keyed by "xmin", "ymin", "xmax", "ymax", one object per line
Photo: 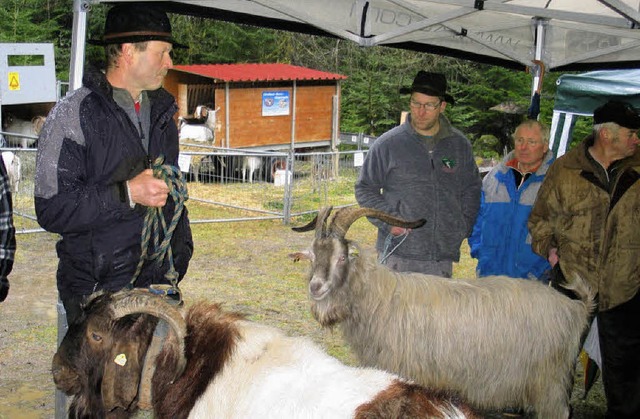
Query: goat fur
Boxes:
[
  {"xmin": 1, "ymin": 151, "xmax": 21, "ymax": 193},
  {"xmin": 294, "ymin": 238, "xmax": 595, "ymax": 418},
  {"xmin": 2, "ymin": 115, "xmax": 44, "ymax": 148},
  {"xmin": 53, "ymin": 292, "xmax": 479, "ymax": 419},
  {"xmin": 178, "ymin": 105, "xmax": 218, "ymax": 143},
  {"xmin": 241, "ymin": 156, "xmax": 262, "ymax": 183}
]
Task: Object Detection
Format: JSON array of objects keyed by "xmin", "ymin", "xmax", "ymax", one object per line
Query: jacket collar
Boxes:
[{"xmin": 562, "ymin": 134, "xmax": 640, "ymax": 171}]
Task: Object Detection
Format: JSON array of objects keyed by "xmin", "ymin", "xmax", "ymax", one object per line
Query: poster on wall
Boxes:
[{"xmin": 262, "ymin": 91, "xmax": 290, "ymax": 116}]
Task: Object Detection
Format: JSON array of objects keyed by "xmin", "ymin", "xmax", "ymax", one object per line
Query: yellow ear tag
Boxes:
[{"xmin": 114, "ymin": 353, "xmax": 127, "ymax": 366}]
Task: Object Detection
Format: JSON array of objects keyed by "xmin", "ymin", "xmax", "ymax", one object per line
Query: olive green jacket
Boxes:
[{"xmin": 528, "ymin": 138, "xmax": 640, "ymax": 311}]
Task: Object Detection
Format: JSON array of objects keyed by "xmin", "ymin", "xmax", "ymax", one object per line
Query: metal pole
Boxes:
[
  {"xmin": 283, "ymin": 150, "xmax": 293, "ymax": 224},
  {"xmin": 69, "ymin": 0, "xmax": 90, "ymax": 92},
  {"xmin": 56, "ymin": 2, "xmax": 89, "ymax": 416},
  {"xmin": 55, "ymin": 300, "xmax": 68, "ymax": 418},
  {"xmin": 531, "ymin": 18, "xmax": 547, "ymax": 97}
]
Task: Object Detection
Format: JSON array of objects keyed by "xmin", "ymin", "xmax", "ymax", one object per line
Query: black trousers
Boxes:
[
  {"xmin": 599, "ymin": 290, "xmax": 640, "ymax": 419},
  {"xmin": 61, "ymin": 294, "xmax": 89, "ymax": 326}
]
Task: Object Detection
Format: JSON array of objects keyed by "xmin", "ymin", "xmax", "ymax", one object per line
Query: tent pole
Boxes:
[
  {"xmin": 531, "ymin": 18, "xmax": 547, "ymax": 98},
  {"xmin": 69, "ymin": 0, "xmax": 90, "ymax": 92}
]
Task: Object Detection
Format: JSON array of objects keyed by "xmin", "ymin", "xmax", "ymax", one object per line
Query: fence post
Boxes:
[{"xmin": 282, "ymin": 150, "xmax": 294, "ymax": 224}]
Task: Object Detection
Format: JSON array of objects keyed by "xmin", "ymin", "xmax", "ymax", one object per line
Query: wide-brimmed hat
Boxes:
[
  {"xmin": 399, "ymin": 71, "xmax": 454, "ymax": 105},
  {"xmin": 88, "ymin": 3, "xmax": 187, "ymax": 49},
  {"xmin": 593, "ymin": 100, "xmax": 640, "ymax": 130}
]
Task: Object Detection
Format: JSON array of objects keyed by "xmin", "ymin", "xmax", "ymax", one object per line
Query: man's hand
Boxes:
[
  {"xmin": 548, "ymin": 247, "xmax": 559, "ymax": 267},
  {"xmin": 0, "ymin": 278, "xmax": 9, "ymax": 303},
  {"xmin": 128, "ymin": 169, "xmax": 170, "ymax": 208},
  {"xmin": 390, "ymin": 226, "xmax": 409, "ymax": 236}
]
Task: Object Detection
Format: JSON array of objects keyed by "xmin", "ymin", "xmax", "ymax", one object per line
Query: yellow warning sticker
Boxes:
[{"xmin": 8, "ymin": 72, "xmax": 20, "ymax": 91}]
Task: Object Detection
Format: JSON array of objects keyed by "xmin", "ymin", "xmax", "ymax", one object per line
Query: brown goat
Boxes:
[{"xmin": 52, "ymin": 289, "xmax": 479, "ymax": 419}]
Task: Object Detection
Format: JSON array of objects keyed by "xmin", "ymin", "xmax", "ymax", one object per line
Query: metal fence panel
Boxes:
[{"xmin": 6, "ymin": 145, "xmax": 369, "ymax": 232}]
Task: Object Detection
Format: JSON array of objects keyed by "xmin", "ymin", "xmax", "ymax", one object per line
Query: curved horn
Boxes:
[
  {"xmin": 329, "ymin": 207, "xmax": 426, "ymax": 238},
  {"xmin": 108, "ymin": 289, "xmax": 187, "ymax": 381},
  {"xmin": 291, "ymin": 206, "xmax": 334, "ymax": 239}
]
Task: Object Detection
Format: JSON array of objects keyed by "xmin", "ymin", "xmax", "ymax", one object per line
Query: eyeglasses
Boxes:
[
  {"xmin": 410, "ymin": 100, "xmax": 441, "ymax": 111},
  {"xmin": 514, "ymin": 137, "xmax": 543, "ymax": 147}
]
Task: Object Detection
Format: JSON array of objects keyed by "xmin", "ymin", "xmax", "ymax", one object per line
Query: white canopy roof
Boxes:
[{"xmin": 70, "ymin": 0, "xmax": 640, "ymax": 89}]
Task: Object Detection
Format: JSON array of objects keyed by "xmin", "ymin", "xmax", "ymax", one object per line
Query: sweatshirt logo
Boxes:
[{"xmin": 442, "ymin": 157, "xmax": 456, "ymax": 172}]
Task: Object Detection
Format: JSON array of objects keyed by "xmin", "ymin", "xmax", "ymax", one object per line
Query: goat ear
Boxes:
[
  {"xmin": 102, "ymin": 341, "xmax": 143, "ymax": 411},
  {"xmin": 289, "ymin": 250, "xmax": 313, "ymax": 263}
]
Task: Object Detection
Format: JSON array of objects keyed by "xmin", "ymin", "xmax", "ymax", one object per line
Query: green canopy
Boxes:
[{"xmin": 550, "ymin": 70, "xmax": 640, "ymax": 156}]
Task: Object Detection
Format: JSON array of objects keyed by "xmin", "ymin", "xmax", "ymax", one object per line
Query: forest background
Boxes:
[{"xmin": 1, "ymin": 0, "xmax": 593, "ymax": 156}]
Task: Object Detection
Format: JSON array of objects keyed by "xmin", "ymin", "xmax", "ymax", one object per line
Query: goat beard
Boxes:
[{"xmin": 309, "ymin": 285, "xmax": 352, "ymax": 327}]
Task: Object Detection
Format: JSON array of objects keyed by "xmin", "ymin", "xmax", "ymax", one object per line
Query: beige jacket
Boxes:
[{"xmin": 528, "ymin": 138, "xmax": 640, "ymax": 311}]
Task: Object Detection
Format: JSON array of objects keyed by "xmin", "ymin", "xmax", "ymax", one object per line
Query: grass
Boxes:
[{"xmin": 0, "ymin": 176, "xmax": 606, "ymax": 418}]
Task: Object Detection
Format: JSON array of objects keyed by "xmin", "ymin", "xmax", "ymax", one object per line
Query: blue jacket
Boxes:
[
  {"xmin": 35, "ymin": 66, "xmax": 193, "ymax": 300},
  {"xmin": 469, "ymin": 150, "xmax": 553, "ymax": 279}
]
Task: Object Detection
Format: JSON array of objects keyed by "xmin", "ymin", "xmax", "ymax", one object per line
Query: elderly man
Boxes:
[
  {"xmin": 529, "ymin": 100, "xmax": 640, "ymax": 418},
  {"xmin": 469, "ymin": 120, "xmax": 553, "ymax": 280},
  {"xmin": 35, "ymin": 3, "xmax": 193, "ymax": 324},
  {"xmin": 355, "ymin": 71, "xmax": 481, "ymax": 277}
]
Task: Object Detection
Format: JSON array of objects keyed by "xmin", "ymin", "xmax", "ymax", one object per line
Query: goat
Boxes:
[
  {"xmin": 2, "ymin": 114, "xmax": 45, "ymax": 148},
  {"xmin": 52, "ymin": 289, "xmax": 479, "ymax": 419},
  {"xmin": 178, "ymin": 105, "xmax": 218, "ymax": 144},
  {"xmin": 241, "ymin": 155, "xmax": 263, "ymax": 183},
  {"xmin": 1, "ymin": 151, "xmax": 21, "ymax": 194},
  {"xmin": 290, "ymin": 206, "xmax": 596, "ymax": 418}
]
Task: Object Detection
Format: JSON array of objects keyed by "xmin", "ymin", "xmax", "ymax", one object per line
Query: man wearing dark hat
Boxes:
[
  {"xmin": 530, "ymin": 99, "xmax": 640, "ymax": 418},
  {"xmin": 355, "ymin": 71, "xmax": 481, "ymax": 277},
  {"xmin": 35, "ymin": 3, "xmax": 193, "ymax": 324}
]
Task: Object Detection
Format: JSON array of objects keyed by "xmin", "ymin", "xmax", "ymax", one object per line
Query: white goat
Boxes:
[
  {"xmin": 2, "ymin": 114, "xmax": 45, "ymax": 148},
  {"xmin": 178, "ymin": 105, "xmax": 218, "ymax": 144},
  {"xmin": 241, "ymin": 156, "xmax": 263, "ymax": 183},
  {"xmin": 52, "ymin": 289, "xmax": 478, "ymax": 419},
  {"xmin": 291, "ymin": 206, "xmax": 596, "ymax": 418},
  {"xmin": 1, "ymin": 151, "xmax": 21, "ymax": 194}
]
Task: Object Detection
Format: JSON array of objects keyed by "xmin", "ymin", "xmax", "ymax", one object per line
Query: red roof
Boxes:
[{"xmin": 172, "ymin": 63, "xmax": 347, "ymax": 82}]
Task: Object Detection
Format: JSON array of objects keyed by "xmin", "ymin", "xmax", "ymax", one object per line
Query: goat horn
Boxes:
[
  {"xmin": 108, "ymin": 289, "xmax": 187, "ymax": 381},
  {"xmin": 329, "ymin": 207, "xmax": 426, "ymax": 238},
  {"xmin": 291, "ymin": 206, "xmax": 334, "ymax": 239}
]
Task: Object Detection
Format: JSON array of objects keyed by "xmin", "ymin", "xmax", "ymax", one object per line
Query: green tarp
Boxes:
[{"xmin": 550, "ymin": 69, "xmax": 640, "ymax": 156}]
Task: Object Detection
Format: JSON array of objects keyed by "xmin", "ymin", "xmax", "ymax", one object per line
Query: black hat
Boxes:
[
  {"xmin": 593, "ymin": 100, "xmax": 640, "ymax": 130},
  {"xmin": 88, "ymin": 3, "xmax": 187, "ymax": 49},
  {"xmin": 399, "ymin": 71, "xmax": 454, "ymax": 105}
]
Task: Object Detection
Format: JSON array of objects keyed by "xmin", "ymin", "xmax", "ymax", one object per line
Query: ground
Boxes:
[{"xmin": 0, "ymin": 218, "xmax": 607, "ymax": 418}]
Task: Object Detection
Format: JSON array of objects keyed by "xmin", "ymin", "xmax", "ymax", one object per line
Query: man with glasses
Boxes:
[
  {"xmin": 529, "ymin": 100, "xmax": 640, "ymax": 418},
  {"xmin": 355, "ymin": 71, "xmax": 481, "ymax": 277},
  {"xmin": 469, "ymin": 120, "xmax": 553, "ymax": 282}
]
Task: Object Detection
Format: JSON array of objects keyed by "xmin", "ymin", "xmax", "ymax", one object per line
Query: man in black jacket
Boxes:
[{"xmin": 35, "ymin": 3, "xmax": 193, "ymax": 323}]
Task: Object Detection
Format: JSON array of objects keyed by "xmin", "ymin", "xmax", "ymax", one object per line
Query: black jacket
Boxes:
[{"xmin": 35, "ymin": 66, "xmax": 193, "ymax": 300}]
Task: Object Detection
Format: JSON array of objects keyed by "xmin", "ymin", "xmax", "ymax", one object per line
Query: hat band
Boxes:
[{"xmin": 104, "ymin": 31, "xmax": 172, "ymax": 40}]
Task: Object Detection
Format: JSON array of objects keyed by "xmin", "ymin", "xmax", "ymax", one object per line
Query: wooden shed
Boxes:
[{"xmin": 164, "ymin": 63, "xmax": 347, "ymax": 151}]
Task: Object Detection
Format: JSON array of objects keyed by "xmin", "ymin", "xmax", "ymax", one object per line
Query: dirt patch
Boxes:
[{"xmin": 0, "ymin": 217, "xmax": 606, "ymax": 418}]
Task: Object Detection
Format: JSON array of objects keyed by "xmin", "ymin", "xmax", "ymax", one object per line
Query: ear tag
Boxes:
[{"xmin": 114, "ymin": 353, "xmax": 127, "ymax": 366}]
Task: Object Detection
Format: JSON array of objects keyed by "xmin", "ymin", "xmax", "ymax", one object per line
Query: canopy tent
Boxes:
[
  {"xmin": 69, "ymin": 0, "xmax": 640, "ymax": 95},
  {"xmin": 549, "ymin": 69, "xmax": 640, "ymax": 156}
]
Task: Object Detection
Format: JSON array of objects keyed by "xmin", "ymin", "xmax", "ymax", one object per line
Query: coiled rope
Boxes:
[{"xmin": 128, "ymin": 155, "xmax": 189, "ymax": 299}]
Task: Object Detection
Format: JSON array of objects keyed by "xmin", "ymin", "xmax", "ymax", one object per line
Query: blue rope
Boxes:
[{"xmin": 378, "ymin": 231, "xmax": 409, "ymax": 265}]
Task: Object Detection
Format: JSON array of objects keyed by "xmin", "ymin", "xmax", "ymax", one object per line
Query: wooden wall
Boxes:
[
  {"xmin": 216, "ymin": 83, "xmax": 337, "ymax": 149},
  {"xmin": 165, "ymin": 70, "xmax": 340, "ymax": 150}
]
